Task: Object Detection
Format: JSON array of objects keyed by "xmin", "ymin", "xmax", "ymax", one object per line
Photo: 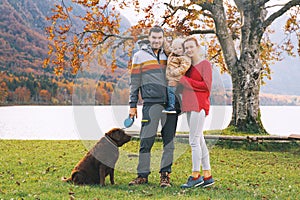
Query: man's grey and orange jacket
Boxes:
[{"xmin": 129, "ymin": 45, "xmax": 168, "ymax": 108}]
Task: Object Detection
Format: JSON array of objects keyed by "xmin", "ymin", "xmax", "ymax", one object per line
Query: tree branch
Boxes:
[
  {"xmin": 189, "ymin": 0, "xmax": 211, "ymax": 10},
  {"xmin": 164, "ymin": 3, "xmax": 191, "ymax": 12},
  {"xmin": 61, "ymin": 0, "xmax": 73, "ymax": 27},
  {"xmin": 161, "ymin": 3, "xmax": 180, "ymax": 26},
  {"xmin": 202, "ymin": 10, "xmax": 213, "ymax": 18},
  {"xmin": 263, "ymin": 0, "xmax": 300, "ymax": 30},
  {"xmin": 190, "ymin": 29, "xmax": 215, "ymax": 34},
  {"xmin": 257, "ymin": 0, "xmax": 271, "ymax": 8},
  {"xmin": 208, "ymin": 0, "xmax": 238, "ymax": 71},
  {"xmin": 264, "ymin": 4, "xmax": 288, "ymax": 9},
  {"xmin": 164, "ymin": 1, "xmax": 213, "ymax": 18},
  {"xmin": 75, "ymin": 30, "xmax": 147, "ymax": 48},
  {"xmin": 79, "ymin": 30, "xmax": 135, "ymax": 41},
  {"xmin": 210, "ymin": 49, "xmax": 222, "ymax": 61},
  {"xmin": 161, "ymin": 1, "xmax": 214, "ymax": 31}
]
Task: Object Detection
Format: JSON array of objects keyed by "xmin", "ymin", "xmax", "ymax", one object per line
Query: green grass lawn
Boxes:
[{"xmin": 0, "ymin": 139, "xmax": 299, "ymax": 200}]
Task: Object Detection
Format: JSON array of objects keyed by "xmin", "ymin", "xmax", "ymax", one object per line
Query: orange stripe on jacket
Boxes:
[
  {"xmin": 142, "ymin": 64, "xmax": 166, "ymax": 72},
  {"xmin": 132, "ymin": 60, "xmax": 167, "ymax": 69},
  {"xmin": 131, "ymin": 60, "xmax": 158, "ymax": 69},
  {"xmin": 131, "ymin": 64, "xmax": 166, "ymax": 74},
  {"xmin": 131, "ymin": 68, "xmax": 141, "ymax": 75},
  {"xmin": 131, "ymin": 60, "xmax": 167, "ymax": 74}
]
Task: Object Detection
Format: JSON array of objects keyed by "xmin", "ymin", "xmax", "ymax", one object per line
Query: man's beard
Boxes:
[{"xmin": 151, "ymin": 43, "xmax": 162, "ymax": 50}]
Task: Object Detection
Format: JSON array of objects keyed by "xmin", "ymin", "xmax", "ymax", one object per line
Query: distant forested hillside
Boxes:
[{"xmin": 0, "ymin": 0, "xmax": 131, "ymax": 105}]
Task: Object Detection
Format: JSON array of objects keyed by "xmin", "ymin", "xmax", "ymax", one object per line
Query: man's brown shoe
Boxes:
[
  {"xmin": 160, "ymin": 172, "xmax": 171, "ymax": 187},
  {"xmin": 128, "ymin": 176, "xmax": 148, "ymax": 186}
]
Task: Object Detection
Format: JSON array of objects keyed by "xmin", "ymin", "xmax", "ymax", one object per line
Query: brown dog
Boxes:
[{"xmin": 62, "ymin": 128, "xmax": 131, "ymax": 186}]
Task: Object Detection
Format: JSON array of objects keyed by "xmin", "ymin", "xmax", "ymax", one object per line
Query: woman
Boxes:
[{"xmin": 179, "ymin": 37, "xmax": 214, "ymax": 188}]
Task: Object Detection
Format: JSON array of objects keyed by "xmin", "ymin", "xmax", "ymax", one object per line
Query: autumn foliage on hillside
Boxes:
[{"xmin": 0, "ymin": 0, "xmax": 49, "ymax": 71}]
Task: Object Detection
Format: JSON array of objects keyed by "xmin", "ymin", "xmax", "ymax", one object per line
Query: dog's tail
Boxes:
[{"xmin": 61, "ymin": 176, "xmax": 72, "ymax": 183}]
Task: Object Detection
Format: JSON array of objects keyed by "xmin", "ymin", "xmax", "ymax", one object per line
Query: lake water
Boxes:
[{"xmin": 0, "ymin": 106, "xmax": 299, "ymax": 140}]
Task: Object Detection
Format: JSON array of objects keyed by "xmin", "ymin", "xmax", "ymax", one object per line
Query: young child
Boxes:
[{"xmin": 163, "ymin": 38, "xmax": 191, "ymax": 113}]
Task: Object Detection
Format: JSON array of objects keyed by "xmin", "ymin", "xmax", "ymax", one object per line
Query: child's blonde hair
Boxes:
[{"xmin": 171, "ymin": 38, "xmax": 185, "ymax": 48}]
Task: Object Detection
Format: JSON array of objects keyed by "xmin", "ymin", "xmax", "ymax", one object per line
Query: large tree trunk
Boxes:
[
  {"xmin": 230, "ymin": 59, "xmax": 267, "ymax": 133},
  {"xmin": 205, "ymin": 0, "xmax": 285, "ymax": 133},
  {"xmin": 225, "ymin": 1, "xmax": 267, "ymax": 133}
]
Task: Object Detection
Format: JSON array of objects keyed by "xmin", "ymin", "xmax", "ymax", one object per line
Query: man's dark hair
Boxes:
[{"xmin": 149, "ymin": 25, "xmax": 164, "ymax": 36}]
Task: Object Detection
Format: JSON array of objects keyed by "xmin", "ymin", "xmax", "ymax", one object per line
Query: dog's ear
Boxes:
[
  {"xmin": 106, "ymin": 128, "xmax": 122, "ymax": 141},
  {"xmin": 113, "ymin": 129, "xmax": 123, "ymax": 142},
  {"xmin": 105, "ymin": 128, "xmax": 131, "ymax": 147},
  {"xmin": 105, "ymin": 128, "xmax": 120, "ymax": 138}
]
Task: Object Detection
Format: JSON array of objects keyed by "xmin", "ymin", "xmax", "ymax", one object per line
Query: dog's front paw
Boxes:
[{"xmin": 61, "ymin": 176, "xmax": 72, "ymax": 182}]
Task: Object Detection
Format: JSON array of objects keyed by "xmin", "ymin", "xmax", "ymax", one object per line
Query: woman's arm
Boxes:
[
  {"xmin": 179, "ymin": 60, "xmax": 212, "ymax": 92},
  {"xmin": 179, "ymin": 76, "xmax": 208, "ymax": 92}
]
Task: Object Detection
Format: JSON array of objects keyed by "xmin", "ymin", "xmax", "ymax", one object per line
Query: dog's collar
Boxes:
[{"xmin": 105, "ymin": 135, "xmax": 118, "ymax": 148}]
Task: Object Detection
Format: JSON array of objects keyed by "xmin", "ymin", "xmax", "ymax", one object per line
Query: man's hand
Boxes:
[{"xmin": 129, "ymin": 107, "xmax": 138, "ymax": 118}]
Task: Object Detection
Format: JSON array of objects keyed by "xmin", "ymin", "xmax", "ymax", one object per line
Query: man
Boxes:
[{"xmin": 128, "ymin": 25, "xmax": 180, "ymax": 187}]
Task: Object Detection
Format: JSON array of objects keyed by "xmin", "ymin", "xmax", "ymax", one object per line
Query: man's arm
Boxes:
[{"xmin": 129, "ymin": 53, "xmax": 142, "ymax": 118}]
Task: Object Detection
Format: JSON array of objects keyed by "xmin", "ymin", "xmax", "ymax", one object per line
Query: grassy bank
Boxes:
[{"xmin": 0, "ymin": 139, "xmax": 299, "ymax": 200}]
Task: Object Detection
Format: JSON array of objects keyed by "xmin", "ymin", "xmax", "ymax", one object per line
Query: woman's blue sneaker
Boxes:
[
  {"xmin": 180, "ymin": 176, "xmax": 204, "ymax": 188},
  {"xmin": 202, "ymin": 176, "xmax": 215, "ymax": 188}
]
